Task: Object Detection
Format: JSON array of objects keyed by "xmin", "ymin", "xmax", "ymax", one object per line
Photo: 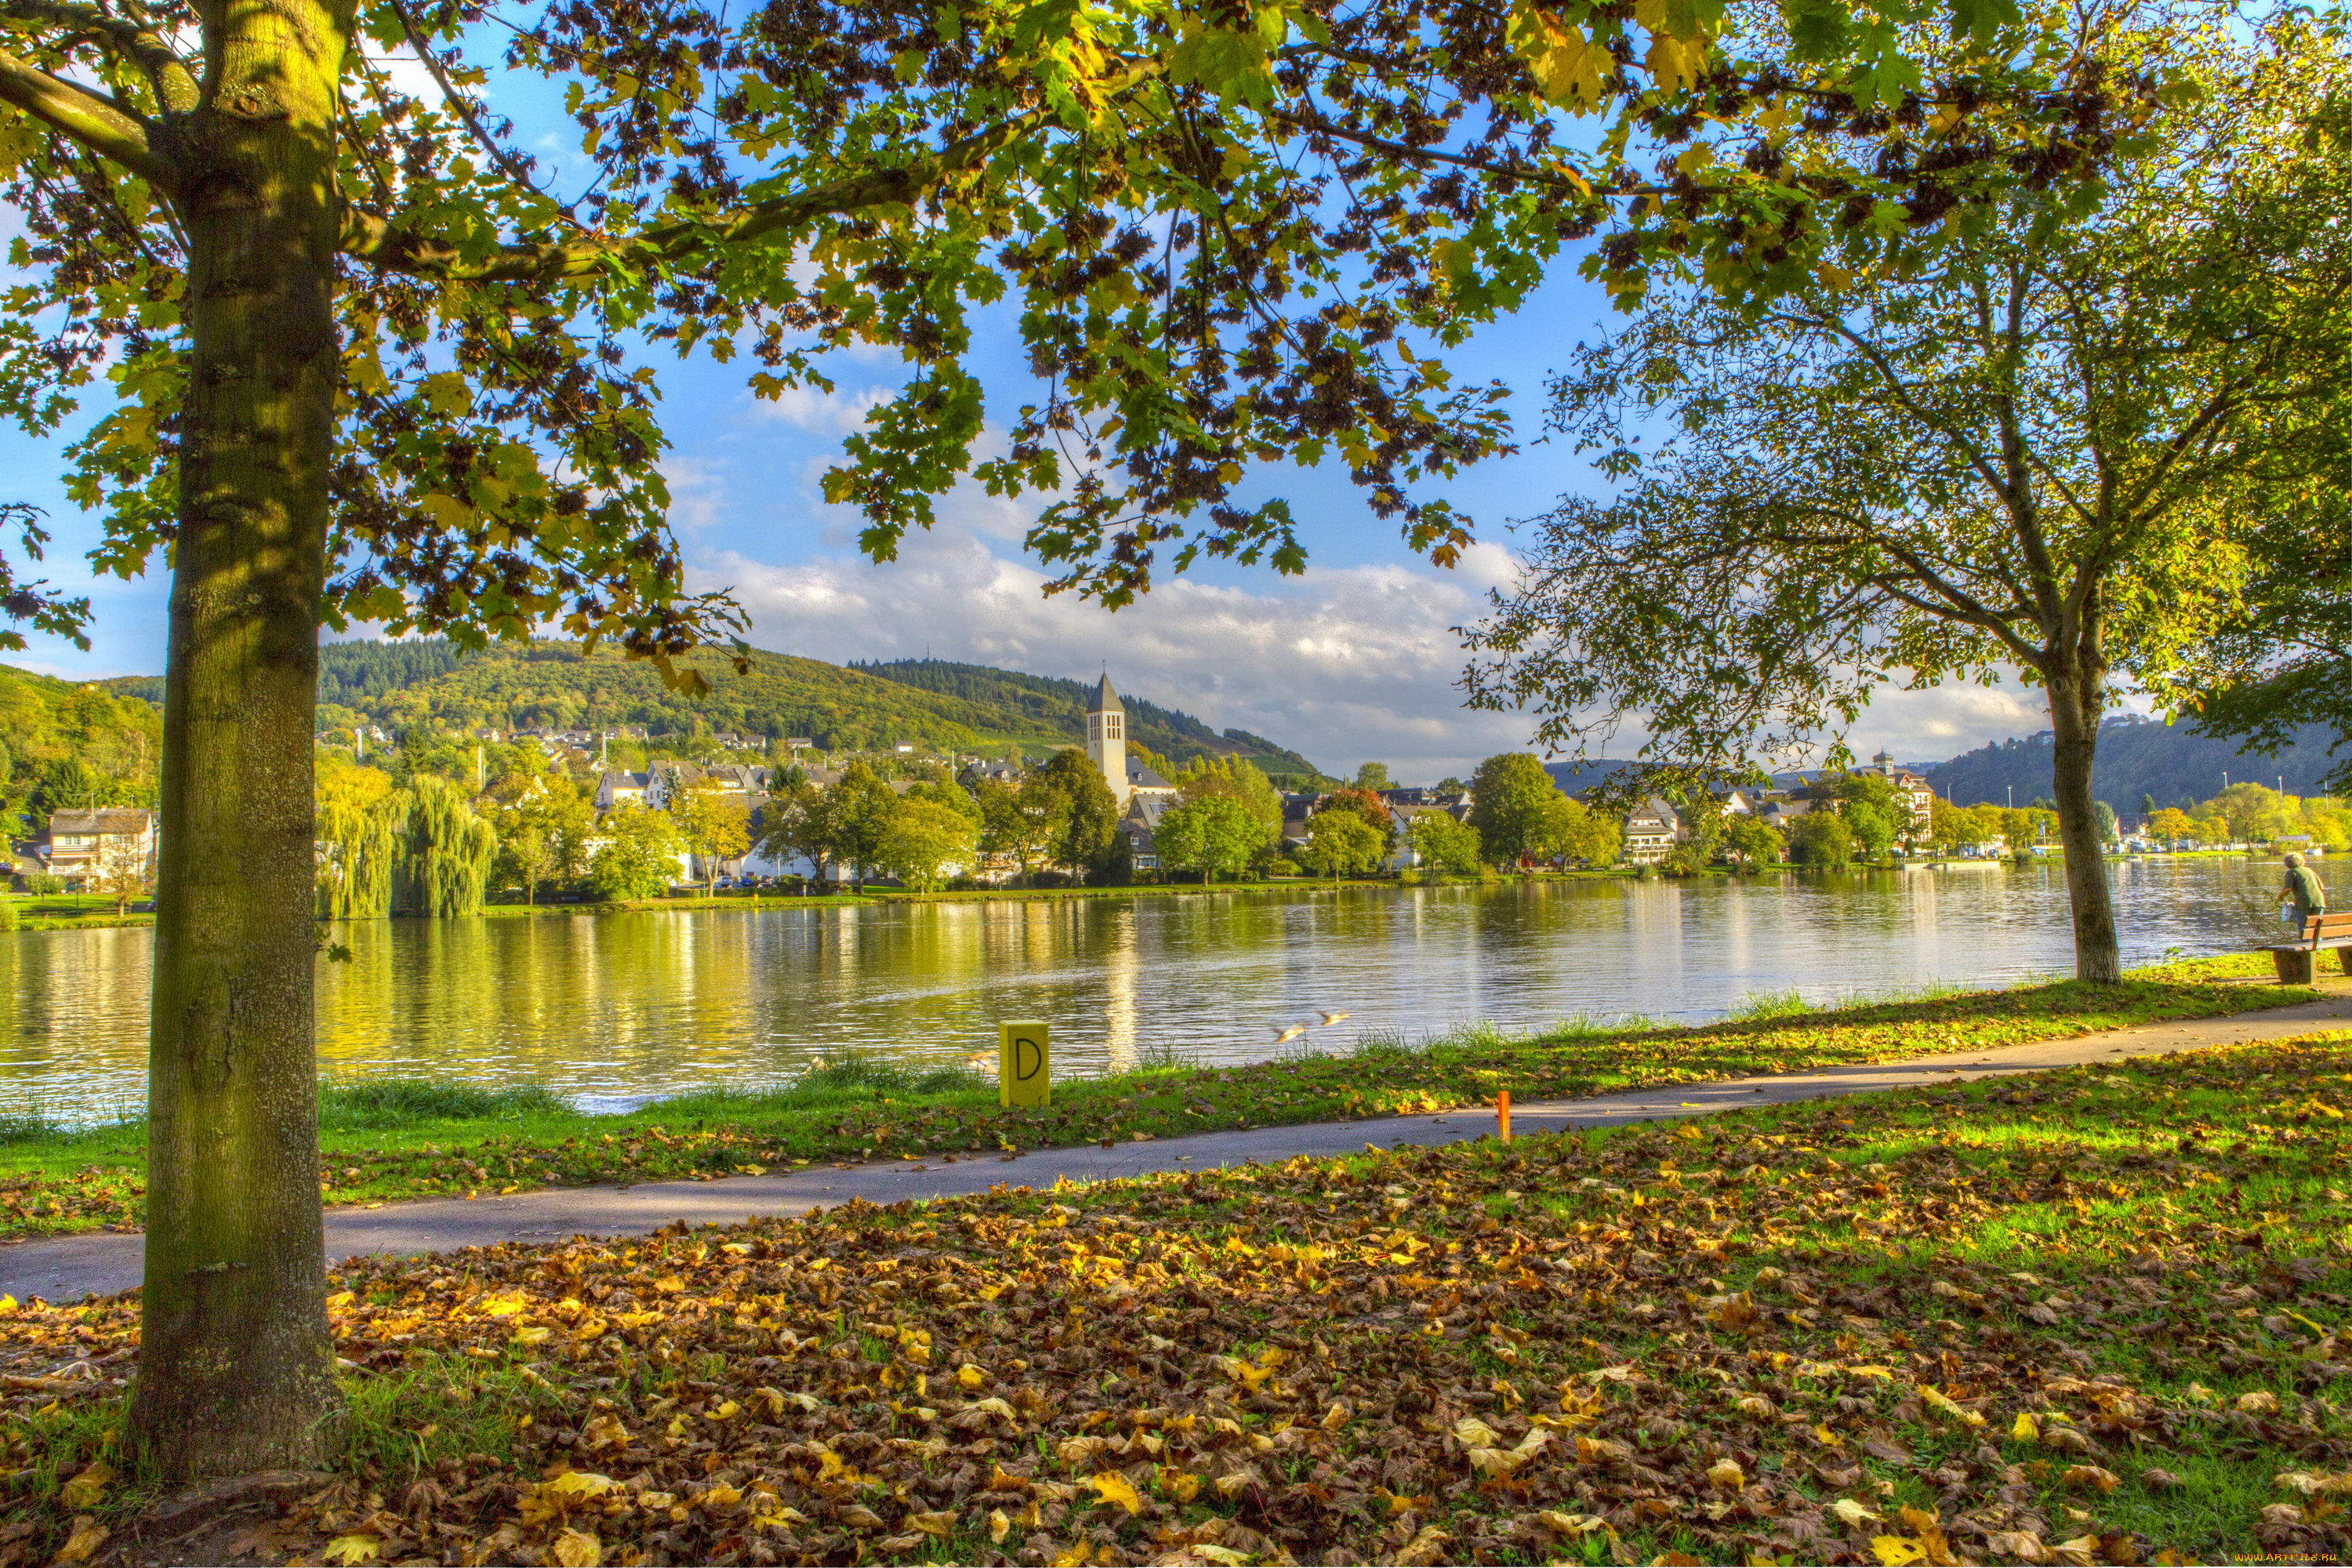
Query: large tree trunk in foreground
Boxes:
[
  {"xmin": 2047, "ymin": 670, "xmax": 2123, "ymax": 985},
  {"xmin": 132, "ymin": 0, "xmax": 351, "ymax": 1478}
]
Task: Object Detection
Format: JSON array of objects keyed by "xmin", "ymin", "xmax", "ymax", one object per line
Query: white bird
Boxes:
[
  {"xmin": 1319, "ymin": 1010, "xmax": 1351, "ymax": 1026},
  {"xmin": 1273, "ymin": 1022, "xmax": 1309, "ymax": 1044}
]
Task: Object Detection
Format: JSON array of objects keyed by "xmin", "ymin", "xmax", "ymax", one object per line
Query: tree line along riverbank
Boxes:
[{"xmin": 0, "ymin": 954, "xmax": 2306, "ymax": 1241}]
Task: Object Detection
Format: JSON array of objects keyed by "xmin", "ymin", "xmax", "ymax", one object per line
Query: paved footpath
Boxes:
[{"xmin": 9, "ymin": 983, "xmax": 2351, "ymax": 1304}]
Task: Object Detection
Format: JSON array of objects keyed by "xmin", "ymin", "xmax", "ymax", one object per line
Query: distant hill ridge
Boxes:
[
  {"xmin": 1916, "ymin": 716, "xmax": 2348, "ymax": 811},
  {"xmin": 851, "ymin": 659, "xmax": 1322, "ymax": 778},
  {"xmin": 1539, "ymin": 716, "xmax": 2347, "ymax": 813},
  {"xmin": 285, "ymin": 639, "xmax": 1330, "ymax": 773}
]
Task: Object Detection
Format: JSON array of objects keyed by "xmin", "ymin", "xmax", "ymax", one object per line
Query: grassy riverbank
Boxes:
[
  {"xmin": 0, "ymin": 963, "xmax": 2314, "ymax": 1242},
  {"xmin": 7, "ymin": 1033, "xmax": 2350, "ymax": 1565},
  {"xmin": 0, "ymin": 893, "xmax": 151, "ymax": 931}
]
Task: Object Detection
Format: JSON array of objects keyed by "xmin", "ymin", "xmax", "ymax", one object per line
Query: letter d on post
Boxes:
[{"xmin": 999, "ymin": 1020, "xmax": 1051, "ymax": 1109}]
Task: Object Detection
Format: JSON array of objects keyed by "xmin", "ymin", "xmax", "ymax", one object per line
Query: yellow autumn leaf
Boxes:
[
  {"xmin": 1918, "ymin": 1385, "xmax": 1986, "ymax": 1426},
  {"xmin": 1087, "ymin": 1471, "xmax": 1145, "ymax": 1514},
  {"xmin": 1159, "ymin": 1467, "xmax": 1203, "ymax": 1502},
  {"xmin": 909, "ymin": 1510, "xmax": 956, "ymax": 1537},
  {"xmin": 1831, "ymin": 1498, "xmax": 1879, "ymax": 1527},
  {"xmin": 1214, "ymin": 1354, "xmax": 1276, "ymax": 1392},
  {"xmin": 58, "ymin": 1461, "xmax": 112, "ymax": 1510},
  {"xmin": 2061, "ymin": 1465, "xmax": 2122, "ymax": 1493},
  {"xmin": 957, "ymin": 1363, "xmax": 987, "ymax": 1389},
  {"xmin": 53, "ymin": 1519, "xmax": 109, "ymax": 1566},
  {"xmin": 543, "ymin": 1470, "xmax": 616, "ymax": 1498},
  {"xmin": 513, "ymin": 1323, "xmax": 553, "ymax": 1344},
  {"xmin": 1504, "ymin": 0, "xmax": 1609, "ymax": 108},
  {"xmin": 2013, "ymin": 1412, "xmax": 2041, "ymax": 1443},
  {"xmin": 1452, "ymin": 1415, "xmax": 1503, "ymax": 1448},
  {"xmin": 1465, "ymin": 1427, "xmax": 1550, "ymax": 1475},
  {"xmin": 322, "ymin": 1535, "xmax": 384, "ymax": 1566},
  {"xmin": 1646, "ymin": 29, "xmax": 1704, "ymax": 93},
  {"xmin": 551, "ymin": 1528, "xmax": 603, "ymax": 1567},
  {"xmin": 1872, "ymin": 1536, "xmax": 1929, "ymax": 1566},
  {"xmin": 989, "ymin": 1508, "xmax": 1012, "ymax": 1544}
]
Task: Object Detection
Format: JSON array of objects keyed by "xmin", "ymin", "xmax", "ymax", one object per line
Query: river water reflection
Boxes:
[{"xmin": 0, "ymin": 855, "xmax": 2336, "ymax": 1120}]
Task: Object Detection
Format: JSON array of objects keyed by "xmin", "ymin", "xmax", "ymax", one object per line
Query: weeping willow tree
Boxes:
[
  {"xmin": 315, "ymin": 761, "xmax": 396, "ymax": 919},
  {"xmin": 394, "ymin": 777, "xmax": 498, "ymax": 917}
]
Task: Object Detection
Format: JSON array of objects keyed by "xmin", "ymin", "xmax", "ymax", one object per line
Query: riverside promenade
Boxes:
[{"xmin": 7, "ymin": 981, "xmax": 2349, "ymax": 1303}]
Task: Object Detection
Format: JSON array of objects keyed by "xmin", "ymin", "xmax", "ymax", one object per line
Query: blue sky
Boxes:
[{"xmin": 0, "ymin": 46, "xmax": 2061, "ymax": 782}]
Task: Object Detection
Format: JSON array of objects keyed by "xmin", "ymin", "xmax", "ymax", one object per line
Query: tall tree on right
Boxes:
[{"xmin": 1465, "ymin": 18, "xmax": 2352, "ymax": 982}]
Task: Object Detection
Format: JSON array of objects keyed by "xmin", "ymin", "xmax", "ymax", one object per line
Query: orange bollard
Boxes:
[{"xmin": 1497, "ymin": 1090, "xmax": 1512, "ymax": 1143}]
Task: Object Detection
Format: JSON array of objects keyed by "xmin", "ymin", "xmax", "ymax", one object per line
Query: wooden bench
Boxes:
[{"xmin": 2264, "ymin": 911, "xmax": 2352, "ymax": 984}]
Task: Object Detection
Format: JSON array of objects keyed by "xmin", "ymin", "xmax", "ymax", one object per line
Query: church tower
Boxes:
[{"xmin": 1087, "ymin": 674, "xmax": 1131, "ymax": 805}]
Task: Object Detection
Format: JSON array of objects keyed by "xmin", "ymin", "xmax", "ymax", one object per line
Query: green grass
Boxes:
[
  {"xmin": 0, "ymin": 960, "xmax": 2319, "ymax": 1240},
  {"xmin": 0, "ymin": 892, "xmax": 151, "ymax": 931},
  {"xmin": 8, "ymin": 1031, "xmax": 2351, "ymax": 1563}
]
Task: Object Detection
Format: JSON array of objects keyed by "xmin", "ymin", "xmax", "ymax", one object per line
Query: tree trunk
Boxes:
[
  {"xmin": 132, "ymin": 0, "xmax": 350, "ymax": 1478},
  {"xmin": 2047, "ymin": 674, "xmax": 2123, "ymax": 984}
]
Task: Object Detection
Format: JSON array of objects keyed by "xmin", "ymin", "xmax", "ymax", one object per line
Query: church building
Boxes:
[{"xmin": 1087, "ymin": 675, "xmax": 1180, "ymax": 808}]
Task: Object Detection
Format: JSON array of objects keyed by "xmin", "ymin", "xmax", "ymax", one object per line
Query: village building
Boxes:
[
  {"xmin": 1622, "ymin": 798, "xmax": 1682, "ymax": 865},
  {"xmin": 1869, "ymin": 751, "xmax": 1937, "ymax": 836},
  {"xmin": 16, "ymin": 808, "xmax": 158, "ymax": 888}
]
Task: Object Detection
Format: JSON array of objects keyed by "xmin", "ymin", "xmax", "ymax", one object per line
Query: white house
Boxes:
[
  {"xmin": 1622, "ymin": 799, "xmax": 1681, "ymax": 865},
  {"xmin": 593, "ymin": 771, "xmax": 651, "ymax": 811}
]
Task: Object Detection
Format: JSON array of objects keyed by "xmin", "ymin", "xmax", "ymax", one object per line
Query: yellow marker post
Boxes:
[{"xmin": 999, "ymin": 1020, "xmax": 1051, "ymax": 1108}]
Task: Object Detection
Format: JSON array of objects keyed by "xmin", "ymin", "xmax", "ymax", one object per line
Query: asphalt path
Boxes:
[{"xmin": 9, "ymin": 983, "xmax": 2349, "ymax": 1303}]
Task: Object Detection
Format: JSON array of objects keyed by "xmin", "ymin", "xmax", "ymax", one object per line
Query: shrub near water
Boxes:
[{"xmin": 6, "ymin": 1037, "xmax": 2352, "ymax": 1565}]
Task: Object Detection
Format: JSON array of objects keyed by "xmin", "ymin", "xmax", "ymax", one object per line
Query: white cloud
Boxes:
[
  {"xmin": 691, "ymin": 503, "xmax": 1536, "ymax": 781},
  {"xmin": 659, "ymin": 456, "xmax": 726, "ymax": 538},
  {"xmin": 753, "ymin": 383, "xmax": 892, "ymax": 437},
  {"xmin": 684, "ymin": 460, "xmax": 2123, "ymax": 782}
]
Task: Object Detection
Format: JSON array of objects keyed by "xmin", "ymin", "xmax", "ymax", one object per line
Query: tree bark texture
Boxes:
[
  {"xmin": 2046, "ymin": 672, "xmax": 2124, "ymax": 985},
  {"xmin": 132, "ymin": 0, "xmax": 352, "ymax": 1477}
]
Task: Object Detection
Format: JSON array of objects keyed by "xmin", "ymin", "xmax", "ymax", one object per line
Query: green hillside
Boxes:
[
  {"xmin": 851, "ymin": 658, "xmax": 1325, "ymax": 777},
  {"xmin": 0, "ymin": 664, "xmax": 162, "ymax": 832},
  {"xmin": 303, "ymin": 641, "xmax": 1326, "ymax": 770}
]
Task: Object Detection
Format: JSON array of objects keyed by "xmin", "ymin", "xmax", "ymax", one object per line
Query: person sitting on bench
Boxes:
[{"xmin": 2285, "ymin": 851, "xmax": 2328, "ymax": 927}]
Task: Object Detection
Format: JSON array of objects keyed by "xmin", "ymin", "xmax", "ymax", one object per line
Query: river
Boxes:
[{"xmin": 0, "ymin": 855, "xmax": 2335, "ymax": 1120}]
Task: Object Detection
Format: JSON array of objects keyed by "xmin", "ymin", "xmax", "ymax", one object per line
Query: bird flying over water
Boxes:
[
  {"xmin": 1319, "ymin": 1011, "xmax": 1351, "ymax": 1026},
  {"xmin": 1274, "ymin": 1023, "xmax": 1309, "ymax": 1044}
]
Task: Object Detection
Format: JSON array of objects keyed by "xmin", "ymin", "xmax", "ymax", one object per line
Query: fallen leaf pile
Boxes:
[
  {"xmin": 4, "ymin": 1036, "xmax": 2350, "ymax": 1565},
  {"xmin": 0, "ymin": 974, "xmax": 2301, "ymax": 1241}
]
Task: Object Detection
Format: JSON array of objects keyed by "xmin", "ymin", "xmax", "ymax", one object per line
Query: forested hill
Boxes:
[
  {"xmin": 851, "ymin": 659, "xmax": 1323, "ymax": 778},
  {"xmin": 0, "ymin": 664, "xmax": 162, "ymax": 829},
  {"xmin": 1918, "ymin": 717, "xmax": 2349, "ymax": 811},
  {"xmin": 297, "ymin": 640, "xmax": 1326, "ymax": 770}
]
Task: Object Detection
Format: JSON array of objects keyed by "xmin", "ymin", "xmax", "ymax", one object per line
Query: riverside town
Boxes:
[{"xmin": 2, "ymin": 1, "xmax": 2351, "ymax": 1563}]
